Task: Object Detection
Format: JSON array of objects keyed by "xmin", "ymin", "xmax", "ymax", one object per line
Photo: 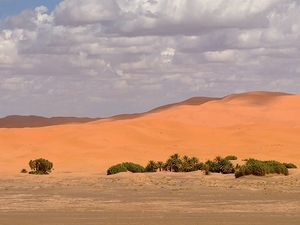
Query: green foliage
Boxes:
[
  {"xmin": 29, "ymin": 170, "xmax": 47, "ymax": 175},
  {"xmin": 225, "ymin": 155, "xmax": 238, "ymax": 160},
  {"xmin": 202, "ymin": 163, "xmax": 210, "ymax": 175},
  {"xmin": 205, "ymin": 156, "xmax": 234, "ymax": 174},
  {"xmin": 20, "ymin": 168, "xmax": 28, "ymax": 173},
  {"xmin": 122, "ymin": 162, "xmax": 145, "ymax": 173},
  {"xmin": 283, "ymin": 163, "xmax": 297, "ymax": 169},
  {"xmin": 156, "ymin": 161, "xmax": 164, "ymax": 171},
  {"xmin": 28, "ymin": 158, "xmax": 53, "ymax": 175},
  {"xmin": 145, "ymin": 160, "xmax": 158, "ymax": 172},
  {"xmin": 165, "ymin": 153, "xmax": 182, "ymax": 172},
  {"xmin": 235, "ymin": 158, "xmax": 289, "ymax": 178},
  {"xmin": 107, "ymin": 163, "xmax": 127, "ymax": 175},
  {"xmin": 107, "ymin": 162, "xmax": 145, "ymax": 175},
  {"xmin": 162, "ymin": 154, "xmax": 201, "ymax": 172}
]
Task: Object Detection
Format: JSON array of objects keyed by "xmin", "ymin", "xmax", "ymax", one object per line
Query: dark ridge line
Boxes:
[{"xmin": 0, "ymin": 115, "xmax": 100, "ymax": 128}]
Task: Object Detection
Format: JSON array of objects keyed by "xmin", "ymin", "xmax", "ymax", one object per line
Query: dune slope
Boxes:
[{"xmin": 0, "ymin": 91, "xmax": 299, "ymax": 176}]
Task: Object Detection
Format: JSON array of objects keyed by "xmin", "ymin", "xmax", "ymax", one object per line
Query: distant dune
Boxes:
[
  {"xmin": 0, "ymin": 91, "xmax": 299, "ymax": 177},
  {"xmin": 0, "ymin": 115, "xmax": 100, "ymax": 128}
]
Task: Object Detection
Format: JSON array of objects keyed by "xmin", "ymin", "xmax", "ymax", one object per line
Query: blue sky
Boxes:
[
  {"xmin": 0, "ymin": 0, "xmax": 62, "ymax": 19},
  {"xmin": 0, "ymin": 0, "xmax": 300, "ymax": 118}
]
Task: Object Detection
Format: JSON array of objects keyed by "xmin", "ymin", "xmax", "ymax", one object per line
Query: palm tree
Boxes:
[
  {"xmin": 157, "ymin": 161, "xmax": 164, "ymax": 172},
  {"xmin": 181, "ymin": 155, "xmax": 192, "ymax": 172},
  {"xmin": 145, "ymin": 160, "xmax": 158, "ymax": 172},
  {"xmin": 213, "ymin": 156, "xmax": 234, "ymax": 173},
  {"xmin": 167, "ymin": 153, "xmax": 182, "ymax": 172},
  {"xmin": 190, "ymin": 156, "xmax": 199, "ymax": 171}
]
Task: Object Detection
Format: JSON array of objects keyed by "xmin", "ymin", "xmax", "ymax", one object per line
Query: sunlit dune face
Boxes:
[{"xmin": 0, "ymin": 91, "xmax": 299, "ymax": 177}]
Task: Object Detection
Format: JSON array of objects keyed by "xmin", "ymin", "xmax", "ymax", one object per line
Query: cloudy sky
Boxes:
[{"xmin": 0, "ymin": 0, "xmax": 300, "ymax": 118}]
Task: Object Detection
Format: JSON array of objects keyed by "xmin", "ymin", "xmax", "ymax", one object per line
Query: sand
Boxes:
[{"xmin": 0, "ymin": 91, "xmax": 300, "ymax": 224}]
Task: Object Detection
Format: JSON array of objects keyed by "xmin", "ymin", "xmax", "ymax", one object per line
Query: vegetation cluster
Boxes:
[
  {"xmin": 107, "ymin": 153, "xmax": 297, "ymax": 178},
  {"xmin": 107, "ymin": 162, "xmax": 145, "ymax": 175},
  {"xmin": 28, "ymin": 158, "xmax": 53, "ymax": 175},
  {"xmin": 107, "ymin": 154, "xmax": 236, "ymax": 175},
  {"xmin": 234, "ymin": 158, "xmax": 289, "ymax": 178},
  {"xmin": 21, "ymin": 155, "xmax": 296, "ymax": 178},
  {"xmin": 283, "ymin": 163, "xmax": 297, "ymax": 169}
]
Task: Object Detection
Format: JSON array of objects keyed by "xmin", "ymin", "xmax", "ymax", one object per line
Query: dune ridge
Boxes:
[
  {"xmin": 0, "ymin": 115, "xmax": 100, "ymax": 128},
  {"xmin": 0, "ymin": 91, "xmax": 299, "ymax": 177}
]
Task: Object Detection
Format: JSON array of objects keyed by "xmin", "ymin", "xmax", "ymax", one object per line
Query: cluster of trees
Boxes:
[
  {"xmin": 107, "ymin": 153, "xmax": 297, "ymax": 178},
  {"xmin": 145, "ymin": 154, "xmax": 235, "ymax": 174},
  {"xmin": 146, "ymin": 154, "xmax": 202, "ymax": 173},
  {"xmin": 22, "ymin": 155, "xmax": 296, "ymax": 178},
  {"xmin": 107, "ymin": 154, "xmax": 237, "ymax": 175}
]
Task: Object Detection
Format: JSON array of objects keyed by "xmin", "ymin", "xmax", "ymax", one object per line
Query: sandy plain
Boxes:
[{"xmin": 0, "ymin": 91, "xmax": 300, "ymax": 224}]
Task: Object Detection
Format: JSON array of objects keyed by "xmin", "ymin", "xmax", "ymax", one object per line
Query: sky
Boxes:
[{"xmin": 0, "ymin": 0, "xmax": 300, "ymax": 118}]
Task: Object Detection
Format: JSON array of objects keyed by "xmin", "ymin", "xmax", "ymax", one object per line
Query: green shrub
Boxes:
[
  {"xmin": 28, "ymin": 158, "xmax": 53, "ymax": 175},
  {"xmin": 29, "ymin": 170, "xmax": 48, "ymax": 175},
  {"xmin": 20, "ymin": 168, "xmax": 28, "ymax": 173},
  {"xmin": 123, "ymin": 162, "xmax": 145, "ymax": 173},
  {"xmin": 107, "ymin": 163, "xmax": 127, "ymax": 175},
  {"xmin": 107, "ymin": 162, "xmax": 146, "ymax": 175},
  {"xmin": 283, "ymin": 163, "xmax": 297, "ymax": 169},
  {"xmin": 225, "ymin": 155, "xmax": 238, "ymax": 160},
  {"xmin": 235, "ymin": 159, "xmax": 288, "ymax": 178}
]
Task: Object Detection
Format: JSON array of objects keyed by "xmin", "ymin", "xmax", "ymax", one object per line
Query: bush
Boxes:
[
  {"xmin": 29, "ymin": 170, "xmax": 48, "ymax": 175},
  {"xmin": 225, "ymin": 155, "xmax": 238, "ymax": 160},
  {"xmin": 28, "ymin": 158, "xmax": 53, "ymax": 175},
  {"xmin": 107, "ymin": 163, "xmax": 127, "ymax": 175},
  {"xmin": 20, "ymin": 169, "xmax": 28, "ymax": 173},
  {"xmin": 107, "ymin": 162, "xmax": 145, "ymax": 175},
  {"xmin": 235, "ymin": 159, "xmax": 288, "ymax": 178},
  {"xmin": 283, "ymin": 163, "xmax": 297, "ymax": 169},
  {"xmin": 123, "ymin": 162, "xmax": 145, "ymax": 173}
]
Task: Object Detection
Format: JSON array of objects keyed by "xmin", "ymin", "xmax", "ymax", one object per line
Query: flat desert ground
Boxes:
[{"xmin": 1, "ymin": 91, "xmax": 300, "ymax": 224}]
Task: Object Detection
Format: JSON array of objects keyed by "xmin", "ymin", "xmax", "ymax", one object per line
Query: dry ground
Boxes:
[{"xmin": 1, "ymin": 170, "xmax": 300, "ymax": 225}]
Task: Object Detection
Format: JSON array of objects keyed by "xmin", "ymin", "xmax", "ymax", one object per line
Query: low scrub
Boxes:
[
  {"xmin": 107, "ymin": 162, "xmax": 145, "ymax": 175},
  {"xmin": 20, "ymin": 169, "xmax": 28, "ymax": 173},
  {"xmin": 107, "ymin": 163, "xmax": 127, "ymax": 175},
  {"xmin": 225, "ymin": 155, "xmax": 238, "ymax": 160},
  {"xmin": 122, "ymin": 162, "xmax": 145, "ymax": 173},
  {"xmin": 283, "ymin": 163, "xmax": 297, "ymax": 169},
  {"xmin": 235, "ymin": 158, "xmax": 288, "ymax": 178}
]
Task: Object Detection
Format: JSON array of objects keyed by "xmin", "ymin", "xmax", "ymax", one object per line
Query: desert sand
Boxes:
[{"xmin": 0, "ymin": 91, "xmax": 300, "ymax": 224}]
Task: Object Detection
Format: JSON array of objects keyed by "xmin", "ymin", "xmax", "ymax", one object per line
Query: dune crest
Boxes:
[
  {"xmin": 0, "ymin": 91, "xmax": 299, "ymax": 177},
  {"xmin": 0, "ymin": 115, "xmax": 99, "ymax": 128}
]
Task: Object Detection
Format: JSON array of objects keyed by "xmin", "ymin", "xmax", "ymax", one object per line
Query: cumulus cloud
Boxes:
[
  {"xmin": 54, "ymin": 0, "xmax": 120, "ymax": 26},
  {"xmin": 0, "ymin": 0, "xmax": 300, "ymax": 117}
]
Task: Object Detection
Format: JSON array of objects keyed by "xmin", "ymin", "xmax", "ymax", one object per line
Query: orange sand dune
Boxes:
[{"xmin": 0, "ymin": 91, "xmax": 300, "ymax": 177}]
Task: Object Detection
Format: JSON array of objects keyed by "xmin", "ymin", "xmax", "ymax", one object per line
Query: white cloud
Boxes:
[
  {"xmin": 53, "ymin": 0, "xmax": 120, "ymax": 26},
  {"xmin": 0, "ymin": 0, "xmax": 300, "ymax": 117}
]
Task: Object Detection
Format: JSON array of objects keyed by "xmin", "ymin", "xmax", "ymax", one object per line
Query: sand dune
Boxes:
[
  {"xmin": 0, "ymin": 115, "xmax": 99, "ymax": 128},
  {"xmin": 0, "ymin": 91, "xmax": 300, "ymax": 177}
]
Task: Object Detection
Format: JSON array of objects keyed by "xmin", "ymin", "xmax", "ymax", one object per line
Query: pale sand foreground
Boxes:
[
  {"xmin": 0, "ymin": 91, "xmax": 300, "ymax": 224},
  {"xmin": 1, "ymin": 170, "xmax": 300, "ymax": 225}
]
